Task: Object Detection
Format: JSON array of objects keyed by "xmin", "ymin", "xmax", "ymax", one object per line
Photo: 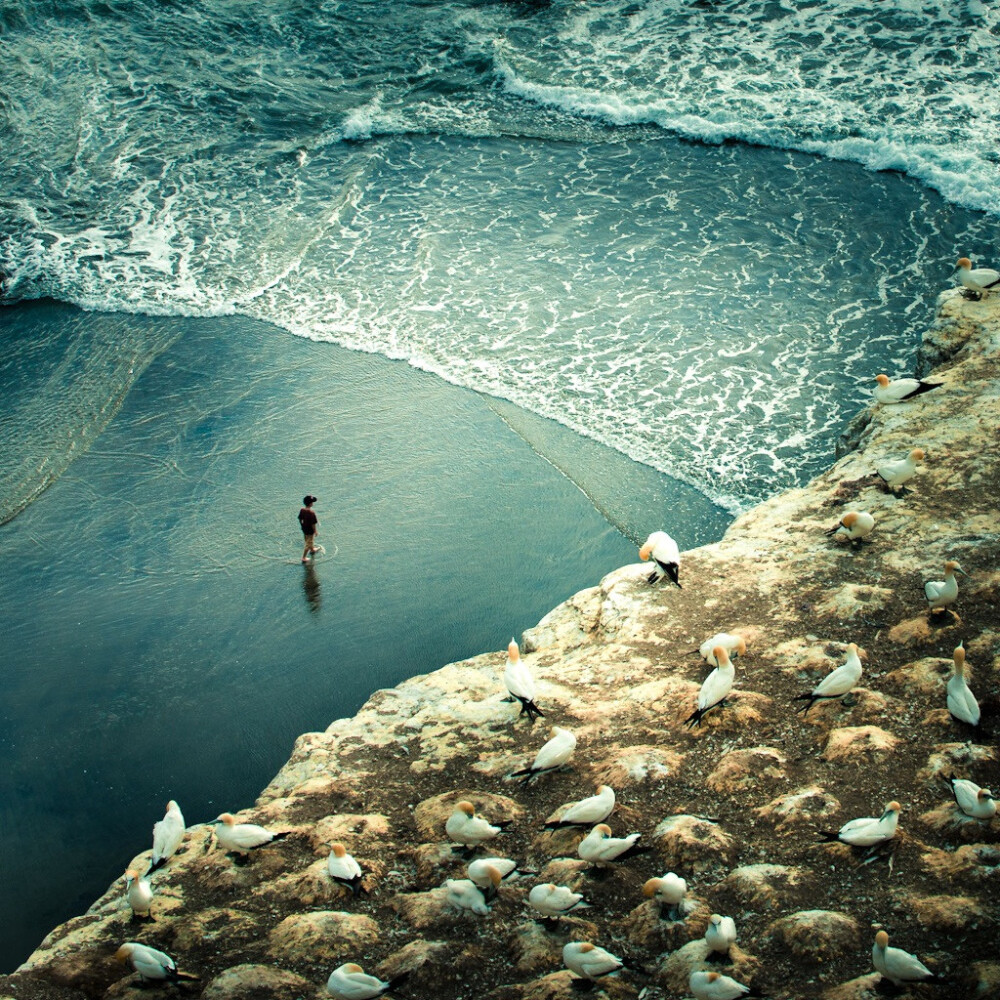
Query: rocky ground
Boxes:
[{"xmin": 3, "ymin": 288, "xmax": 998, "ymax": 1000}]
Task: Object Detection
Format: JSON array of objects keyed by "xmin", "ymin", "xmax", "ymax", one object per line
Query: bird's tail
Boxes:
[
  {"xmin": 270, "ymin": 831, "xmax": 291, "ymax": 843},
  {"xmin": 913, "ymin": 381, "xmax": 943, "ymax": 396},
  {"xmin": 824, "ymin": 522, "xmax": 840, "ymax": 536},
  {"xmin": 618, "ymin": 842, "xmax": 653, "ymax": 862},
  {"xmin": 792, "ymin": 693, "xmax": 817, "ymax": 715},
  {"xmin": 817, "ymin": 830, "xmax": 841, "ymax": 842},
  {"xmin": 684, "ymin": 708, "xmax": 704, "ymax": 728},
  {"xmin": 147, "ymin": 856, "xmax": 167, "ymax": 875},
  {"xmin": 524, "ymin": 700, "xmax": 545, "ymax": 722}
]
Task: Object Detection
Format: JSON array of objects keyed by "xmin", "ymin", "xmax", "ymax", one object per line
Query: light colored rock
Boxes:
[
  {"xmin": 266, "ymin": 910, "xmax": 379, "ymax": 963},
  {"xmin": 901, "ymin": 892, "xmax": 987, "ymax": 929},
  {"xmin": 756, "ymin": 786, "xmax": 841, "ymax": 832},
  {"xmin": 822, "ymin": 726, "xmax": 900, "ymax": 760},
  {"xmin": 591, "ymin": 745, "xmax": 684, "ymax": 786},
  {"xmin": 767, "ymin": 910, "xmax": 860, "ymax": 961},
  {"xmin": 821, "ymin": 973, "xmax": 883, "ymax": 1000},
  {"xmin": 377, "ymin": 939, "xmax": 452, "ymax": 982},
  {"xmin": 171, "ymin": 907, "xmax": 260, "ymax": 952},
  {"xmin": 814, "ymin": 584, "xmax": 893, "ymax": 621},
  {"xmin": 720, "ymin": 864, "xmax": 806, "ymax": 910},
  {"xmin": 200, "ymin": 964, "xmax": 318, "ymax": 1000},
  {"xmin": 706, "ymin": 747, "xmax": 787, "ymax": 794},
  {"xmin": 883, "ymin": 656, "xmax": 948, "ymax": 694},
  {"xmin": 653, "ymin": 815, "xmax": 737, "ymax": 872},
  {"xmin": 918, "ymin": 742, "xmax": 995, "ymax": 782}
]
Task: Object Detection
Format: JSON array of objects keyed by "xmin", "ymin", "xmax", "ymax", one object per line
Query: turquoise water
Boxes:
[
  {"xmin": 2, "ymin": 0, "xmax": 999, "ymax": 973},
  {"xmin": 0, "ymin": 300, "xmax": 728, "ymax": 970}
]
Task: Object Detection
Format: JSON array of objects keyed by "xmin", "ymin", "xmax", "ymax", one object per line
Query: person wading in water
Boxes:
[{"xmin": 298, "ymin": 495, "xmax": 319, "ymax": 563}]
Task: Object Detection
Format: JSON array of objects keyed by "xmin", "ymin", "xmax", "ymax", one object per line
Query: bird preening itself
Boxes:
[
  {"xmin": 955, "ymin": 256, "xmax": 1000, "ymax": 300},
  {"xmin": 326, "ymin": 963, "xmax": 410, "ymax": 1000},
  {"xmin": 873, "ymin": 373, "xmax": 942, "ymax": 404},
  {"xmin": 697, "ymin": 632, "xmax": 747, "ymax": 665},
  {"xmin": 468, "ymin": 856, "xmax": 530, "ymax": 899},
  {"xmin": 876, "ymin": 447, "xmax": 924, "ymax": 493},
  {"xmin": 446, "ymin": 800, "xmax": 512, "ymax": 854},
  {"xmin": 115, "ymin": 942, "xmax": 199, "ymax": 984},
  {"xmin": 639, "ymin": 530, "xmax": 681, "ymax": 587},
  {"xmin": 825, "ymin": 510, "xmax": 875, "ymax": 544},
  {"xmin": 643, "ymin": 873, "xmax": 687, "ymax": 921},
  {"xmin": 528, "ymin": 883, "xmax": 589, "ymax": 925},
  {"xmin": 562, "ymin": 941, "xmax": 624, "ymax": 985},
  {"xmin": 503, "ymin": 638, "xmax": 545, "ymax": 723},
  {"xmin": 149, "ymin": 799, "xmax": 185, "ymax": 873},
  {"xmin": 685, "ymin": 646, "xmax": 735, "ymax": 728}
]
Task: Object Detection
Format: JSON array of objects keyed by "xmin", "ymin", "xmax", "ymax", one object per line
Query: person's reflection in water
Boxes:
[{"xmin": 302, "ymin": 562, "xmax": 321, "ymax": 614}]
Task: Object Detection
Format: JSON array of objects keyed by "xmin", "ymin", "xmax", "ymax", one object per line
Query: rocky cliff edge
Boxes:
[{"xmin": 4, "ymin": 288, "xmax": 999, "ymax": 1000}]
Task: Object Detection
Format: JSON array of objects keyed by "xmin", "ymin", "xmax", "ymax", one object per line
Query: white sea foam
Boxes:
[{"xmin": 1, "ymin": 0, "xmax": 996, "ymax": 518}]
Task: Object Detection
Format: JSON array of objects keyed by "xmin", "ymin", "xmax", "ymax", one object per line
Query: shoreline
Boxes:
[
  {"xmin": 0, "ymin": 301, "xmax": 726, "ymax": 977},
  {"xmin": 4, "ymin": 287, "xmax": 999, "ymax": 999}
]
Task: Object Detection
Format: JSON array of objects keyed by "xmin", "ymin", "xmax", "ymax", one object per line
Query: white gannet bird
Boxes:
[
  {"xmin": 510, "ymin": 726, "xmax": 576, "ymax": 784},
  {"xmin": 876, "ymin": 447, "xmax": 924, "ymax": 493},
  {"xmin": 209, "ymin": 813, "xmax": 289, "ymax": 856},
  {"xmin": 149, "ymin": 799, "xmax": 185, "ymax": 873},
  {"xmin": 947, "ymin": 644, "xmax": 980, "ymax": 727},
  {"xmin": 639, "ymin": 530, "xmax": 681, "ymax": 587},
  {"xmin": 943, "ymin": 774, "xmax": 996, "ymax": 820},
  {"xmin": 577, "ymin": 823, "xmax": 649, "ymax": 866},
  {"xmin": 116, "ymin": 942, "xmax": 198, "ymax": 983},
  {"xmin": 123, "ymin": 868, "xmax": 153, "ymax": 920},
  {"xmin": 685, "ymin": 646, "xmax": 735, "ymax": 728},
  {"xmin": 543, "ymin": 784, "xmax": 615, "ymax": 830},
  {"xmin": 956, "ymin": 256, "xmax": 1000, "ymax": 299},
  {"xmin": 528, "ymin": 883, "xmax": 588, "ymax": 924},
  {"xmin": 445, "ymin": 874, "xmax": 496, "ymax": 915},
  {"xmin": 503, "ymin": 639, "xmax": 544, "ymax": 722},
  {"xmin": 563, "ymin": 941, "xmax": 624, "ymax": 983},
  {"xmin": 705, "ymin": 913, "xmax": 738, "ymax": 957},
  {"xmin": 446, "ymin": 800, "xmax": 511, "ymax": 854},
  {"xmin": 793, "ymin": 643, "xmax": 864, "ymax": 715},
  {"xmin": 468, "ymin": 857, "xmax": 529, "ymax": 899},
  {"xmin": 825, "ymin": 510, "xmax": 875, "ymax": 544},
  {"xmin": 872, "ymin": 930, "xmax": 937, "ymax": 986},
  {"xmin": 643, "ymin": 873, "xmax": 687, "ymax": 920},
  {"xmin": 820, "ymin": 801, "xmax": 900, "ymax": 848},
  {"xmin": 698, "ymin": 633, "xmax": 747, "ymax": 665},
  {"xmin": 326, "ymin": 963, "xmax": 408, "ymax": 999},
  {"xmin": 689, "ymin": 969, "xmax": 751, "ymax": 1000},
  {"xmin": 327, "ymin": 843, "xmax": 366, "ymax": 897},
  {"xmin": 873, "ymin": 373, "xmax": 942, "ymax": 405},
  {"xmin": 924, "ymin": 560, "xmax": 967, "ymax": 614}
]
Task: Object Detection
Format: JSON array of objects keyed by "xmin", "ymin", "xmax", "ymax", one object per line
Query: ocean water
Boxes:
[
  {"xmin": 2, "ymin": 0, "xmax": 996, "ymax": 519},
  {"xmin": 1, "ymin": 0, "xmax": 998, "ymax": 975}
]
